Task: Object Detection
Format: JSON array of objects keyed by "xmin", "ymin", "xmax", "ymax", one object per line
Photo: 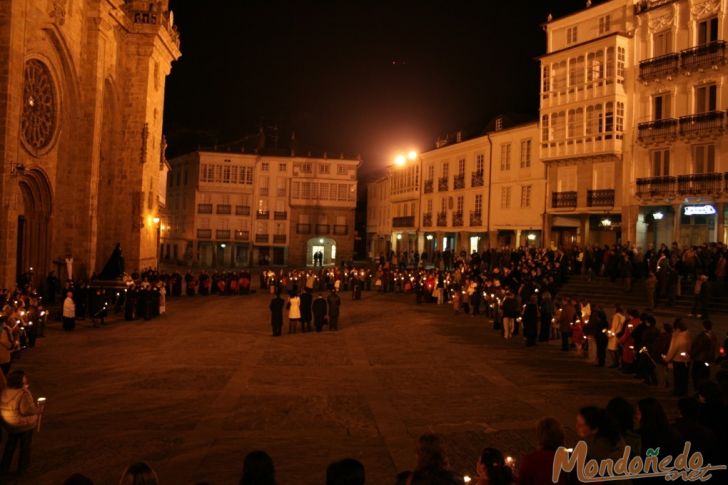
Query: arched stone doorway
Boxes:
[
  {"xmin": 16, "ymin": 169, "xmax": 53, "ymax": 285},
  {"xmin": 306, "ymin": 237, "xmax": 336, "ymax": 267}
]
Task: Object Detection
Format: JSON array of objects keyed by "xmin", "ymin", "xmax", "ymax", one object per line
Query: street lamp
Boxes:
[
  {"xmin": 152, "ymin": 216, "xmax": 160, "ymax": 225},
  {"xmin": 408, "ymin": 150, "xmax": 418, "ymax": 161},
  {"xmin": 394, "ymin": 154, "xmax": 407, "ymax": 167},
  {"xmin": 152, "ymin": 216, "xmax": 161, "ymax": 268}
]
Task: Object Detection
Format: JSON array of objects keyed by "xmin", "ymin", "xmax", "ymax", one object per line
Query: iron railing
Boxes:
[
  {"xmin": 197, "ymin": 229, "xmax": 212, "ymax": 239},
  {"xmin": 256, "ymin": 210, "xmax": 270, "ymax": 219},
  {"xmin": 551, "ymin": 191, "xmax": 577, "ymax": 208},
  {"xmin": 197, "ymin": 203, "xmax": 212, "ymax": 214},
  {"xmin": 424, "ymin": 180, "xmax": 434, "ymax": 194},
  {"xmin": 438, "ymin": 176, "xmax": 449, "ymax": 192},
  {"xmin": 636, "ymin": 176, "xmax": 677, "ymax": 197},
  {"xmin": 677, "ymin": 173, "xmax": 723, "ymax": 194},
  {"xmin": 587, "ymin": 189, "xmax": 615, "ymax": 207},
  {"xmin": 437, "ymin": 212, "xmax": 447, "ymax": 227},
  {"xmin": 681, "ymin": 41, "xmax": 727, "ymax": 71},
  {"xmin": 392, "ymin": 216, "xmax": 415, "ymax": 228},
  {"xmin": 637, "ymin": 118, "xmax": 678, "ymax": 142},
  {"xmin": 470, "ymin": 212, "xmax": 482, "ymax": 227},
  {"xmin": 679, "ymin": 111, "xmax": 725, "ymax": 137},
  {"xmin": 639, "ymin": 53, "xmax": 679, "ymax": 80},
  {"xmin": 452, "ymin": 212, "xmax": 464, "ymax": 227},
  {"xmin": 423, "ymin": 213, "xmax": 433, "ymax": 227},
  {"xmin": 235, "ymin": 205, "xmax": 251, "ymax": 216},
  {"xmin": 453, "ymin": 174, "xmax": 465, "ymax": 190},
  {"xmin": 471, "ymin": 171, "xmax": 484, "ymax": 187}
]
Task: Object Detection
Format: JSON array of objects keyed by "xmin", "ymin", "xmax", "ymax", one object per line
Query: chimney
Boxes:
[
  {"xmin": 290, "ymin": 130, "xmax": 296, "ymax": 157},
  {"xmin": 256, "ymin": 126, "xmax": 265, "ymax": 154}
]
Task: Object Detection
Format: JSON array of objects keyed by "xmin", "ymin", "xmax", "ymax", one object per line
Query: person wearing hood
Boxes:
[{"xmin": 0, "ymin": 370, "xmax": 44, "ymax": 475}]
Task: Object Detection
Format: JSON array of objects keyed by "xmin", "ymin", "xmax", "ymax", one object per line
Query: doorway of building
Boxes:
[
  {"xmin": 16, "ymin": 169, "xmax": 53, "ymax": 285},
  {"xmin": 307, "ymin": 237, "xmax": 336, "ymax": 266}
]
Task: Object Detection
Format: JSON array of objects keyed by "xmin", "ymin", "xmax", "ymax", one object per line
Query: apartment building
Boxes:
[
  {"xmin": 631, "ymin": 0, "xmax": 728, "ymax": 248},
  {"xmin": 164, "ymin": 151, "xmax": 358, "ymax": 267},
  {"xmin": 489, "ymin": 122, "xmax": 547, "ymax": 248},
  {"xmin": 420, "ymin": 133, "xmax": 491, "ymax": 255},
  {"xmin": 540, "ymin": 0, "xmax": 633, "ymax": 248},
  {"xmin": 366, "ymin": 119, "xmax": 546, "ymax": 255}
]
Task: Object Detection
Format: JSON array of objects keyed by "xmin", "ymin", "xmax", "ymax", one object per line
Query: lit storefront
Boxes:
[{"xmin": 679, "ymin": 204, "xmax": 718, "ymax": 247}]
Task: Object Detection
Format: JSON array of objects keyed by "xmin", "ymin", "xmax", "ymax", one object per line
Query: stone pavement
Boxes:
[{"xmin": 14, "ymin": 291, "xmax": 695, "ymax": 484}]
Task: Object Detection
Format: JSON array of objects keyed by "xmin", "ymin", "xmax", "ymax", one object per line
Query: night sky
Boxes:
[{"xmin": 164, "ymin": 0, "xmax": 597, "ymax": 178}]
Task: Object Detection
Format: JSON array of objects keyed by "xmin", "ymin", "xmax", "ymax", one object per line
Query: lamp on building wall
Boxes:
[
  {"xmin": 393, "ymin": 151, "xmax": 418, "ymax": 168},
  {"xmin": 152, "ymin": 216, "xmax": 161, "ymax": 225},
  {"xmin": 396, "ymin": 233, "xmax": 402, "ymax": 240},
  {"xmin": 601, "ymin": 218, "xmax": 612, "ymax": 227},
  {"xmin": 426, "ymin": 234, "xmax": 434, "ymax": 241},
  {"xmin": 527, "ymin": 233, "xmax": 537, "ymax": 241},
  {"xmin": 652, "ymin": 212, "xmax": 664, "ymax": 221}
]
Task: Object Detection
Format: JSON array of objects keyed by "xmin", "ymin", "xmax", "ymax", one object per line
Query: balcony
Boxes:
[
  {"xmin": 470, "ymin": 212, "xmax": 482, "ymax": 227},
  {"xmin": 316, "ymin": 224, "xmax": 330, "ymax": 234},
  {"xmin": 197, "ymin": 203, "xmax": 212, "ymax": 214},
  {"xmin": 677, "ymin": 173, "xmax": 723, "ymax": 195},
  {"xmin": 637, "ymin": 118, "xmax": 678, "ymax": 143},
  {"xmin": 681, "ymin": 41, "xmax": 727, "ymax": 72},
  {"xmin": 424, "ymin": 180, "xmax": 434, "ymax": 194},
  {"xmin": 259, "ymin": 187, "xmax": 269, "ymax": 196},
  {"xmin": 333, "ymin": 224, "xmax": 348, "ymax": 235},
  {"xmin": 437, "ymin": 212, "xmax": 447, "ymax": 227},
  {"xmin": 679, "ymin": 111, "xmax": 725, "ymax": 138},
  {"xmin": 452, "ymin": 212, "xmax": 464, "ymax": 227},
  {"xmin": 256, "ymin": 210, "xmax": 270, "ymax": 220},
  {"xmin": 216, "ymin": 204, "xmax": 231, "ymax": 215},
  {"xmin": 438, "ymin": 176, "xmax": 449, "ymax": 192},
  {"xmin": 197, "ymin": 229, "xmax": 212, "ymax": 239},
  {"xmin": 255, "ymin": 234, "xmax": 269, "ymax": 243},
  {"xmin": 639, "ymin": 53, "xmax": 679, "ymax": 81},
  {"xmin": 234, "ymin": 230, "xmax": 249, "ymax": 241},
  {"xmin": 216, "ymin": 230, "xmax": 231, "ymax": 240},
  {"xmin": 273, "ymin": 234, "xmax": 287, "ymax": 244},
  {"xmin": 423, "ymin": 213, "xmax": 433, "ymax": 228},
  {"xmin": 551, "ymin": 191, "xmax": 577, "ymax": 209},
  {"xmin": 274, "ymin": 211, "xmax": 287, "ymax": 220},
  {"xmin": 587, "ymin": 189, "xmax": 615, "ymax": 207},
  {"xmin": 235, "ymin": 205, "xmax": 251, "ymax": 216},
  {"xmin": 453, "ymin": 174, "xmax": 465, "ymax": 190},
  {"xmin": 634, "ymin": 0, "xmax": 676, "ymax": 15},
  {"xmin": 636, "ymin": 176, "xmax": 677, "ymax": 197},
  {"xmin": 296, "ymin": 223, "xmax": 311, "ymax": 234},
  {"xmin": 276, "ymin": 188, "xmax": 287, "ymax": 197},
  {"xmin": 471, "ymin": 171, "xmax": 484, "ymax": 188},
  {"xmin": 392, "ymin": 216, "xmax": 415, "ymax": 228}
]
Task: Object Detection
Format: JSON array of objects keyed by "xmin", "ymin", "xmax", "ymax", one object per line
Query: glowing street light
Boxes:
[
  {"xmin": 394, "ymin": 154, "xmax": 407, "ymax": 167},
  {"xmin": 408, "ymin": 150, "xmax": 418, "ymax": 160},
  {"xmin": 653, "ymin": 211, "xmax": 664, "ymax": 221},
  {"xmin": 152, "ymin": 216, "xmax": 160, "ymax": 225}
]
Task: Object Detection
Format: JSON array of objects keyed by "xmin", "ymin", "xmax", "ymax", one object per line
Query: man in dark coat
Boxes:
[
  {"xmin": 300, "ymin": 290, "xmax": 313, "ymax": 332},
  {"xmin": 522, "ymin": 294, "xmax": 539, "ymax": 346},
  {"xmin": 327, "ymin": 291, "xmax": 341, "ymax": 331},
  {"xmin": 269, "ymin": 293, "xmax": 284, "ymax": 336},
  {"xmin": 312, "ymin": 294, "xmax": 328, "ymax": 332}
]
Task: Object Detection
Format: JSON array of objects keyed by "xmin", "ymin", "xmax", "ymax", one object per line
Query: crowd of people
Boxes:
[{"xmin": 50, "ymin": 378, "xmax": 728, "ymax": 483}]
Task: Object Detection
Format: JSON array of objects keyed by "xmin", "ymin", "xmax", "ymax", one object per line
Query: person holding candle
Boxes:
[
  {"xmin": 0, "ymin": 370, "xmax": 44, "ymax": 475},
  {"xmin": 472, "ymin": 447, "xmax": 514, "ymax": 485},
  {"xmin": 663, "ymin": 318, "xmax": 691, "ymax": 396}
]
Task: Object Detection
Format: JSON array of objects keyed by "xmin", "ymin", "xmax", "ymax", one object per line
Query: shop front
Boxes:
[
  {"xmin": 679, "ymin": 203, "xmax": 718, "ymax": 247},
  {"xmin": 636, "ymin": 206, "xmax": 674, "ymax": 249},
  {"xmin": 588, "ymin": 214, "xmax": 621, "ymax": 246},
  {"xmin": 549, "ymin": 215, "xmax": 581, "ymax": 247}
]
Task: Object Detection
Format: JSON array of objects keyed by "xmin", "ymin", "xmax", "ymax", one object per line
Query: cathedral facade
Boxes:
[{"xmin": 0, "ymin": 0, "xmax": 180, "ymax": 288}]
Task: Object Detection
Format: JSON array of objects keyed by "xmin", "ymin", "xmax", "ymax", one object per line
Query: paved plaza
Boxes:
[{"xmin": 18, "ymin": 291, "xmax": 685, "ymax": 484}]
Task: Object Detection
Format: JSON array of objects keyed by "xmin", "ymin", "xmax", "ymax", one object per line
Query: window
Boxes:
[
  {"xmin": 442, "ymin": 161, "xmax": 449, "ymax": 177},
  {"xmin": 302, "ymin": 181, "xmax": 313, "ymax": 198},
  {"xmin": 567, "ymin": 26, "xmax": 578, "ymax": 45},
  {"xmin": 557, "ymin": 166, "xmax": 577, "ymax": 192},
  {"xmin": 456, "ymin": 196, "xmax": 464, "ymax": 213},
  {"xmin": 605, "ymin": 102, "xmax": 614, "ymax": 135},
  {"xmin": 279, "ymin": 163, "xmax": 287, "ymax": 172},
  {"xmin": 568, "ymin": 109, "xmax": 583, "ymax": 139},
  {"xmin": 319, "ymin": 163, "xmax": 330, "ymax": 174},
  {"xmin": 302, "ymin": 162, "xmax": 313, "ymax": 174},
  {"xmin": 587, "ymin": 50, "xmax": 604, "ymax": 83},
  {"xmin": 500, "ymin": 143, "xmax": 511, "ymax": 170},
  {"xmin": 319, "ymin": 183, "xmax": 329, "ymax": 200},
  {"xmin": 554, "ymin": 60, "xmax": 567, "ymax": 91},
  {"xmin": 694, "ymin": 144, "xmax": 715, "ymax": 174},
  {"xmin": 520, "ymin": 139, "xmax": 532, "ymax": 168},
  {"xmin": 698, "ymin": 17, "xmax": 719, "ymax": 45},
  {"xmin": 542, "ymin": 115, "xmax": 550, "ymax": 143},
  {"xmin": 617, "ymin": 47, "xmax": 626, "ymax": 80},
  {"xmin": 214, "ymin": 165, "xmax": 222, "ymax": 183},
  {"xmin": 520, "ymin": 185, "xmax": 532, "ymax": 208},
  {"xmin": 337, "ymin": 164, "xmax": 348, "ymax": 175},
  {"xmin": 474, "ymin": 194, "xmax": 482, "ymax": 214},
  {"xmin": 475, "ymin": 153, "xmax": 484, "ymax": 173},
  {"xmin": 427, "ymin": 165, "xmax": 434, "ymax": 180},
  {"xmin": 593, "ymin": 162, "xmax": 615, "ymax": 190},
  {"xmin": 569, "ymin": 57, "xmax": 584, "ymax": 87},
  {"xmin": 651, "ymin": 149, "xmax": 670, "ymax": 176},
  {"xmin": 586, "ymin": 105, "xmax": 602, "ymax": 136},
  {"xmin": 606, "ymin": 47, "xmax": 615, "ymax": 80},
  {"xmin": 495, "ymin": 117, "xmax": 503, "ymax": 131},
  {"xmin": 457, "ymin": 158, "xmax": 465, "ymax": 175},
  {"xmin": 440, "ymin": 197, "xmax": 447, "ymax": 212},
  {"xmin": 653, "ymin": 30, "xmax": 672, "ymax": 57},
  {"xmin": 223, "ymin": 166, "xmax": 231, "ymax": 184},
  {"xmin": 427, "ymin": 199, "xmax": 433, "ymax": 213},
  {"xmin": 542, "ymin": 65, "xmax": 551, "ymax": 92},
  {"xmin": 501, "ymin": 186, "xmax": 511, "ymax": 209},
  {"xmin": 653, "ymin": 93, "xmax": 672, "ymax": 120},
  {"xmin": 338, "ymin": 184, "xmax": 348, "ymax": 200},
  {"xmin": 599, "ymin": 15, "xmax": 611, "ymax": 34},
  {"xmin": 695, "ymin": 84, "xmax": 717, "ymax": 113},
  {"xmin": 257, "ymin": 198, "xmax": 268, "ymax": 212},
  {"xmin": 553, "ymin": 111, "xmax": 566, "ymax": 140},
  {"xmin": 261, "ymin": 162, "xmax": 269, "ymax": 171},
  {"xmin": 616, "ymin": 102, "xmax": 625, "ymax": 134}
]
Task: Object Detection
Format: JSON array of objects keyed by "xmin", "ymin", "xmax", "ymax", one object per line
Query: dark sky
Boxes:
[{"xmin": 164, "ymin": 0, "xmax": 595, "ymax": 178}]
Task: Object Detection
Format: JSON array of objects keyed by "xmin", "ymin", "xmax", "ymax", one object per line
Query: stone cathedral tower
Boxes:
[{"xmin": 0, "ymin": 0, "xmax": 181, "ymax": 287}]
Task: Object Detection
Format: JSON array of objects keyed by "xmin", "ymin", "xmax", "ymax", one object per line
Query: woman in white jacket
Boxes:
[
  {"xmin": 664, "ymin": 318, "xmax": 691, "ymax": 396},
  {"xmin": 288, "ymin": 293, "xmax": 301, "ymax": 334},
  {"xmin": 62, "ymin": 291, "xmax": 75, "ymax": 331}
]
